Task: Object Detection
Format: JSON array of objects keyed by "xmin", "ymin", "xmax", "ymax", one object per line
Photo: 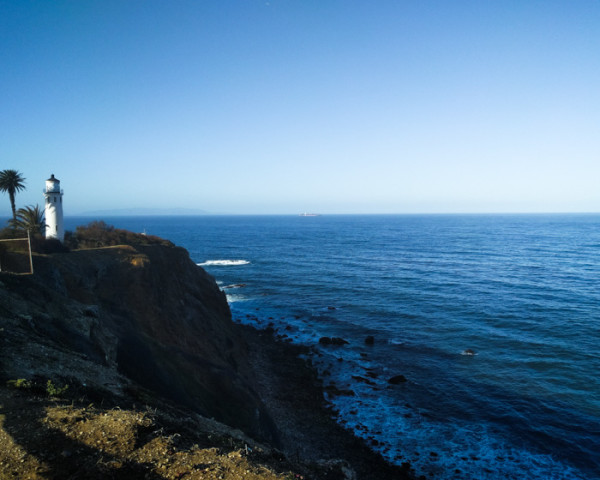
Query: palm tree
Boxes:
[
  {"xmin": 0, "ymin": 170, "xmax": 26, "ymax": 221},
  {"xmin": 9, "ymin": 205, "xmax": 45, "ymax": 236}
]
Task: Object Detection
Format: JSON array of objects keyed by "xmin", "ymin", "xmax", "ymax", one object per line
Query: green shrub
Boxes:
[
  {"xmin": 66, "ymin": 221, "xmax": 173, "ymax": 250},
  {"xmin": 6, "ymin": 378, "xmax": 32, "ymax": 389},
  {"xmin": 46, "ymin": 380, "xmax": 69, "ymax": 397}
]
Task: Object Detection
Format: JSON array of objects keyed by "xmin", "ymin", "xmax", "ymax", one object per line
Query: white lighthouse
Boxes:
[{"xmin": 43, "ymin": 174, "xmax": 64, "ymax": 241}]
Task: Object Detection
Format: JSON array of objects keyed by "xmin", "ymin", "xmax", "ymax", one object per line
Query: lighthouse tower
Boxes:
[{"xmin": 43, "ymin": 174, "xmax": 64, "ymax": 241}]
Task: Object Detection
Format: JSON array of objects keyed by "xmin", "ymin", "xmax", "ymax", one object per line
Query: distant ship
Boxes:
[{"xmin": 299, "ymin": 212, "xmax": 320, "ymax": 217}]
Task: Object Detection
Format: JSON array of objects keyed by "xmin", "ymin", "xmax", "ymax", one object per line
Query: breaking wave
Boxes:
[{"xmin": 197, "ymin": 259, "xmax": 250, "ymax": 266}]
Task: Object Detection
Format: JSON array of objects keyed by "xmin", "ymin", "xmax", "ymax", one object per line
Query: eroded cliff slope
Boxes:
[{"xmin": 0, "ymin": 242, "xmax": 276, "ymax": 444}]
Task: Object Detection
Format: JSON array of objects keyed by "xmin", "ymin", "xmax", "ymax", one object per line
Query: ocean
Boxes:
[{"xmin": 65, "ymin": 214, "xmax": 600, "ymax": 480}]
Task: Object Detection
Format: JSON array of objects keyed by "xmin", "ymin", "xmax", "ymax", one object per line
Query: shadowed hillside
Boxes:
[{"xmin": 0, "ymin": 225, "xmax": 415, "ymax": 480}]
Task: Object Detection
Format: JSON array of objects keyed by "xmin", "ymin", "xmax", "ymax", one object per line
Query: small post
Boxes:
[{"xmin": 27, "ymin": 230, "xmax": 34, "ymax": 275}]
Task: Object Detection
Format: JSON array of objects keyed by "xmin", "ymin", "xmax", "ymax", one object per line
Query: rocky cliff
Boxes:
[
  {"xmin": 0, "ymin": 236, "xmax": 415, "ymax": 480},
  {"xmin": 0, "ymin": 242, "xmax": 276, "ymax": 444}
]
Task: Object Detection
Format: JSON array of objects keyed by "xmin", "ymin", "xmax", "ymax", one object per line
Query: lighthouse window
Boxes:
[{"xmin": 53, "ymin": 197, "xmax": 56, "ymax": 203}]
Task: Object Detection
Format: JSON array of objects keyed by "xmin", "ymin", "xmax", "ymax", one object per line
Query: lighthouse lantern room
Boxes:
[{"xmin": 44, "ymin": 174, "xmax": 64, "ymax": 241}]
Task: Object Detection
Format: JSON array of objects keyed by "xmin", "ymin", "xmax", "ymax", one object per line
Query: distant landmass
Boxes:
[{"xmin": 78, "ymin": 207, "xmax": 209, "ymax": 216}]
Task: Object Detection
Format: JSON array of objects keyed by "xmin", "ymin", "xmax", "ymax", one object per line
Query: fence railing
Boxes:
[{"xmin": 0, "ymin": 231, "xmax": 34, "ymax": 274}]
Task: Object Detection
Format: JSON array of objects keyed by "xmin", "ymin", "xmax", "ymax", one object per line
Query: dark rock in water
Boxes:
[
  {"xmin": 324, "ymin": 385, "xmax": 355, "ymax": 397},
  {"xmin": 352, "ymin": 375, "xmax": 376, "ymax": 386},
  {"xmin": 462, "ymin": 348, "xmax": 477, "ymax": 356},
  {"xmin": 319, "ymin": 336, "xmax": 349, "ymax": 346},
  {"xmin": 365, "ymin": 335, "xmax": 375, "ymax": 345},
  {"xmin": 327, "ymin": 306, "xmax": 337, "ymax": 310},
  {"xmin": 388, "ymin": 375, "xmax": 408, "ymax": 384}
]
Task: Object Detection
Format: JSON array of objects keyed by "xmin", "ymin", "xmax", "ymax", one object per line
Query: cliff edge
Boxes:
[
  {"xmin": 0, "ymin": 233, "xmax": 414, "ymax": 480},
  {"xmin": 0, "ymin": 241, "xmax": 277, "ymax": 444}
]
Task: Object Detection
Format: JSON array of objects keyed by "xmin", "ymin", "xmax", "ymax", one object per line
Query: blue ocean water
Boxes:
[{"xmin": 66, "ymin": 214, "xmax": 600, "ymax": 479}]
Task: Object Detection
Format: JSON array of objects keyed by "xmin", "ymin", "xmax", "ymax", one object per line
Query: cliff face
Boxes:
[{"xmin": 0, "ymin": 243, "xmax": 276, "ymax": 444}]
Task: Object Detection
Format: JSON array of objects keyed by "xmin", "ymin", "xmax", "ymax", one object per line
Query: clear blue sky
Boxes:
[{"xmin": 1, "ymin": 0, "xmax": 599, "ymax": 215}]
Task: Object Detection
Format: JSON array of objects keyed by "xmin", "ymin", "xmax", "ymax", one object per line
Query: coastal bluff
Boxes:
[
  {"xmin": 0, "ymin": 230, "xmax": 414, "ymax": 480},
  {"xmin": 1, "ymin": 239, "xmax": 275, "ymax": 442}
]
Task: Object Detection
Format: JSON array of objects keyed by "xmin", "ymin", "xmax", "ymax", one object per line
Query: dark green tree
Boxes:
[
  {"xmin": 9, "ymin": 205, "xmax": 45, "ymax": 235},
  {"xmin": 0, "ymin": 169, "xmax": 26, "ymax": 221}
]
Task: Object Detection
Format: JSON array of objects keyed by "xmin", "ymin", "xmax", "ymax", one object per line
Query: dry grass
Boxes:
[{"xmin": 0, "ymin": 388, "xmax": 296, "ymax": 480}]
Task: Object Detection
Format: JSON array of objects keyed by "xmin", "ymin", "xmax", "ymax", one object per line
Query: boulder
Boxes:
[
  {"xmin": 316, "ymin": 459, "xmax": 357, "ymax": 480},
  {"xmin": 352, "ymin": 375, "xmax": 376, "ymax": 386},
  {"xmin": 388, "ymin": 375, "xmax": 408, "ymax": 385},
  {"xmin": 324, "ymin": 385, "xmax": 355, "ymax": 397}
]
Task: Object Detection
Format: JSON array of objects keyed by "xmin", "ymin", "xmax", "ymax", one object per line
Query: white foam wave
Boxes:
[
  {"xmin": 225, "ymin": 293, "xmax": 249, "ymax": 303},
  {"xmin": 197, "ymin": 259, "xmax": 250, "ymax": 266},
  {"xmin": 329, "ymin": 390, "xmax": 590, "ymax": 480},
  {"xmin": 461, "ymin": 349, "xmax": 478, "ymax": 356}
]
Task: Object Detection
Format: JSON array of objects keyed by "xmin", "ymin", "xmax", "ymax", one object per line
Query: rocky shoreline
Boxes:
[
  {"xmin": 0, "ymin": 231, "xmax": 418, "ymax": 479},
  {"xmin": 238, "ymin": 324, "xmax": 415, "ymax": 479}
]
